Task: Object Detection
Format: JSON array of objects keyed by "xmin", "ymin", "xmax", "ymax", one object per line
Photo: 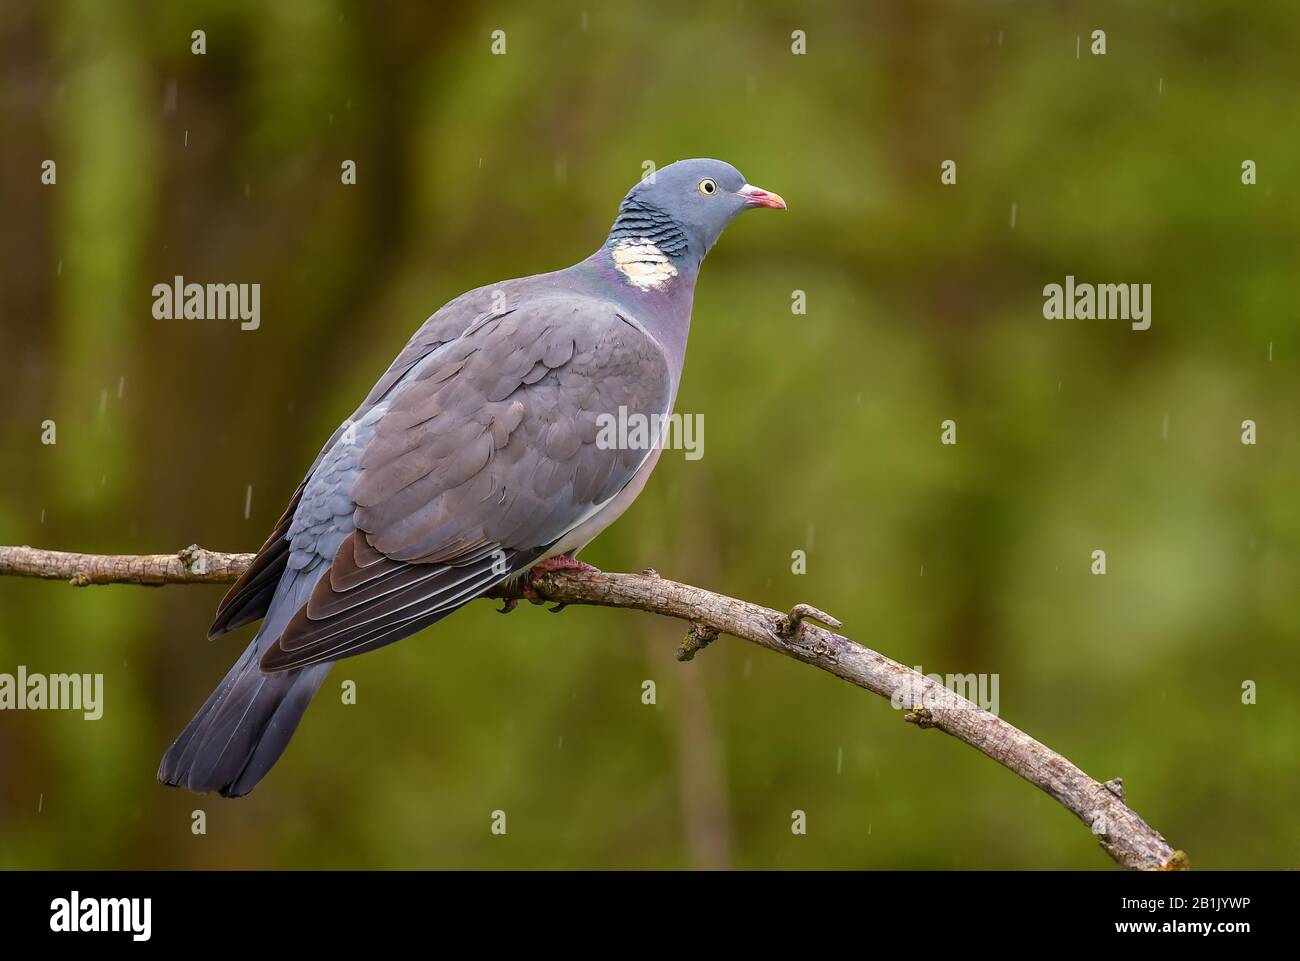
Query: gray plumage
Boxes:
[{"xmin": 159, "ymin": 158, "xmax": 785, "ymax": 796}]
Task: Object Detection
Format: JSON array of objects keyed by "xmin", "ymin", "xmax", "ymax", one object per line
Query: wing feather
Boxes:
[{"xmin": 257, "ymin": 292, "xmax": 672, "ymax": 672}]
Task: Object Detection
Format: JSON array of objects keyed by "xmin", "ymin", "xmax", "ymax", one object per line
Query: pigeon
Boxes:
[{"xmin": 159, "ymin": 158, "xmax": 786, "ymax": 796}]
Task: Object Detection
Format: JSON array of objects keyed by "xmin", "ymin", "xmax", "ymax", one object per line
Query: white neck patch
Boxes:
[{"xmin": 611, "ymin": 238, "xmax": 678, "ymax": 290}]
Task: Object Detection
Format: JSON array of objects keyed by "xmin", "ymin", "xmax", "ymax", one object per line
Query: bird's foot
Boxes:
[
  {"xmin": 535, "ymin": 553, "xmax": 601, "ymax": 575},
  {"xmin": 524, "ymin": 554, "xmax": 601, "ymax": 608}
]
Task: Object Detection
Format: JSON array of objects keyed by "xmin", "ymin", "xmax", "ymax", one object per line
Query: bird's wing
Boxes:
[
  {"xmin": 256, "ymin": 292, "xmax": 672, "ymax": 672},
  {"xmin": 208, "ymin": 286, "xmax": 519, "ymax": 639}
]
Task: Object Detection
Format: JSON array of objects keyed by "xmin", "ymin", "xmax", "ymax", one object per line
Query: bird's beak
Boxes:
[{"xmin": 737, "ymin": 183, "xmax": 787, "ymax": 210}]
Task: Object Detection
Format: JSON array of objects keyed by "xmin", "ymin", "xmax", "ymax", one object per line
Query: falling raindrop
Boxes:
[
  {"xmin": 244, "ymin": 485, "xmax": 254, "ymax": 519},
  {"xmin": 117, "ymin": 375, "xmax": 125, "ymax": 399},
  {"xmin": 184, "ymin": 129, "xmax": 189, "ymax": 148},
  {"xmin": 1010, "ymin": 202, "xmax": 1018, "ymax": 228}
]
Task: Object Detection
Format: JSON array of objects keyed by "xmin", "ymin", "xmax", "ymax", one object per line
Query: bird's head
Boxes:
[{"xmin": 608, "ymin": 158, "xmax": 785, "ymax": 271}]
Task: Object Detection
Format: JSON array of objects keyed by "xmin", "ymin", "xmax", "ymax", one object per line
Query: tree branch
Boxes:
[{"xmin": 0, "ymin": 543, "xmax": 1187, "ymax": 871}]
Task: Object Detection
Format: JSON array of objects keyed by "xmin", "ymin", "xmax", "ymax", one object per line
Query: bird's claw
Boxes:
[
  {"xmin": 532, "ymin": 555, "xmax": 601, "ymax": 576},
  {"xmin": 523, "ymin": 554, "xmax": 601, "ymax": 607}
]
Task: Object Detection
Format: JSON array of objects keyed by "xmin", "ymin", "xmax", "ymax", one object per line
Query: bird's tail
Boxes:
[{"xmin": 158, "ymin": 633, "xmax": 331, "ymax": 797}]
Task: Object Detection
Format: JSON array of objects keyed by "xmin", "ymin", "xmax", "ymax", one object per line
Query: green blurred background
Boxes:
[{"xmin": 1, "ymin": 0, "xmax": 1297, "ymax": 869}]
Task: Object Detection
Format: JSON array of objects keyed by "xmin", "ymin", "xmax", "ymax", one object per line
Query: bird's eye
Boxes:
[{"xmin": 699, "ymin": 178, "xmax": 718, "ymax": 196}]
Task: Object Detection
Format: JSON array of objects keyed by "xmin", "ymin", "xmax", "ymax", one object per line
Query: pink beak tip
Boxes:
[{"xmin": 739, "ymin": 183, "xmax": 787, "ymax": 210}]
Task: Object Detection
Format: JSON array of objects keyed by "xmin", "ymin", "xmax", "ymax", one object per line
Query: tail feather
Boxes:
[
  {"xmin": 159, "ymin": 566, "xmax": 331, "ymax": 797},
  {"xmin": 158, "ymin": 637, "xmax": 331, "ymax": 797}
]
